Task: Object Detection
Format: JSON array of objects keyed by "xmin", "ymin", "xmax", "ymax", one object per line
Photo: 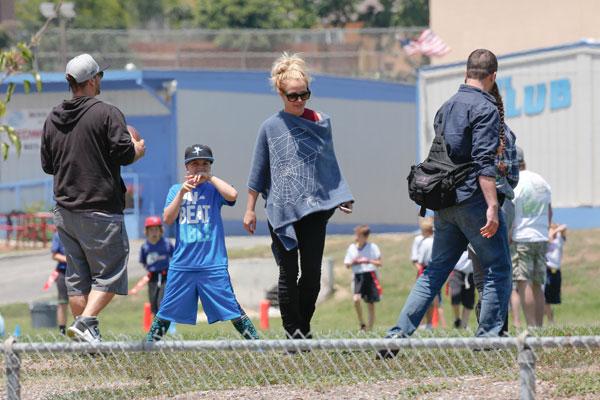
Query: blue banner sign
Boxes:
[{"xmin": 497, "ymin": 77, "xmax": 571, "ymax": 118}]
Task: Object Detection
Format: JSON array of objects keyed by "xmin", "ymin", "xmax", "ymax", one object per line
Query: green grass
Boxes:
[
  {"xmin": 2, "ymin": 230, "xmax": 600, "ymax": 399},
  {"xmin": 3, "ymin": 230, "xmax": 599, "ymax": 336}
]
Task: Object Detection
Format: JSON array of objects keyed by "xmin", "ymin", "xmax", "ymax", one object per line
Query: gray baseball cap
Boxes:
[{"xmin": 65, "ymin": 54, "xmax": 109, "ymax": 83}]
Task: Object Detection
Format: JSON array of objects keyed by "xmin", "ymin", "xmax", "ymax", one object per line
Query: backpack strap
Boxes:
[
  {"xmin": 419, "ymin": 205, "xmax": 427, "ymax": 217},
  {"xmin": 433, "ymin": 106, "xmax": 449, "ymax": 138}
]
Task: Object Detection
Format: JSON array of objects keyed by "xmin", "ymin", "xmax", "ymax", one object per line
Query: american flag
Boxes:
[{"xmin": 400, "ymin": 29, "xmax": 451, "ymax": 57}]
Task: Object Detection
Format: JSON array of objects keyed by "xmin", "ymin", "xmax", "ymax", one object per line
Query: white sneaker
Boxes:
[{"xmin": 67, "ymin": 316, "xmax": 102, "ymax": 344}]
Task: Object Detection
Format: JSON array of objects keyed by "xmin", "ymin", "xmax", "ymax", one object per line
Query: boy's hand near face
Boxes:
[{"xmin": 181, "ymin": 177, "xmax": 197, "ymax": 194}]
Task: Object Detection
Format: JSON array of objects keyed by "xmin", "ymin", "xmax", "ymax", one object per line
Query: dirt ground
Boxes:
[{"xmin": 146, "ymin": 376, "xmax": 584, "ymax": 400}]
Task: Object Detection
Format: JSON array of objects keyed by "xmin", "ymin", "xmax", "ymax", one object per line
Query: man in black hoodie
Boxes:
[{"xmin": 41, "ymin": 53, "xmax": 145, "ymax": 343}]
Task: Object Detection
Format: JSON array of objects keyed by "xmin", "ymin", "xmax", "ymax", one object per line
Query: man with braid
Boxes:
[
  {"xmin": 380, "ymin": 49, "xmax": 512, "ymax": 358},
  {"xmin": 469, "ymin": 81, "xmax": 520, "ymax": 336}
]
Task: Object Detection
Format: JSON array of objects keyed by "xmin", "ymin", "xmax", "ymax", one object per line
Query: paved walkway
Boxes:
[
  {"xmin": 0, "ymin": 235, "xmax": 334, "ymax": 312},
  {"xmin": 0, "ymin": 236, "xmax": 272, "ymax": 306}
]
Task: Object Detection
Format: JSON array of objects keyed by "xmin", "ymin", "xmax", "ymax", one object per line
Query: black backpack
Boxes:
[{"xmin": 407, "ymin": 109, "xmax": 473, "ymax": 217}]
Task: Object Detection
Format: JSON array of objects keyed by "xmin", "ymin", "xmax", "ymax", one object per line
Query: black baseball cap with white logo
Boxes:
[
  {"xmin": 184, "ymin": 144, "xmax": 214, "ymax": 164},
  {"xmin": 65, "ymin": 54, "xmax": 109, "ymax": 83}
]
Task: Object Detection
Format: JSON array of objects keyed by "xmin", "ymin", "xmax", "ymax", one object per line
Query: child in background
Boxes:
[
  {"xmin": 344, "ymin": 225, "xmax": 382, "ymax": 331},
  {"xmin": 415, "ymin": 217, "xmax": 435, "ymax": 328},
  {"xmin": 50, "ymin": 231, "xmax": 69, "ymax": 335},
  {"xmin": 544, "ymin": 223, "xmax": 567, "ymax": 324},
  {"xmin": 414, "ymin": 217, "xmax": 447, "ymax": 329},
  {"xmin": 146, "ymin": 144, "xmax": 258, "ymax": 341},
  {"xmin": 449, "ymin": 251, "xmax": 474, "ymax": 329},
  {"xmin": 130, "ymin": 216, "xmax": 174, "ymax": 317},
  {"xmin": 410, "ymin": 219, "xmax": 426, "ymax": 276}
]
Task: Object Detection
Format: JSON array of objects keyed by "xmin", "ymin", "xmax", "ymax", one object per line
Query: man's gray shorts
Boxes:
[{"xmin": 54, "ymin": 207, "xmax": 129, "ymax": 296}]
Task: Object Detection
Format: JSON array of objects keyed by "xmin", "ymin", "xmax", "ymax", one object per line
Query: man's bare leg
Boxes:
[
  {"xmin": 69, "ymin": 295, "xmax": 88, "ymax": 317},
  {"xmin": 519, "ymin": 281, "xmax": 537, "ymax": 327},
  {"xmin": 510, "ymin": 289, "xmax": 522, "ymax": 328},
  {"xmin": 81, "ymin": 290, "xmax": 116, "ymax": 317},
  {"xmin": 532, "ymin": 284, "xmax": 545, "ymax": 327}
]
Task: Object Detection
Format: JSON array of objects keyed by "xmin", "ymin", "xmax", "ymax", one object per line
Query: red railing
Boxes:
[{"xmin": 0, "ymin": 212, "xmax": 55, "ymax": 249}]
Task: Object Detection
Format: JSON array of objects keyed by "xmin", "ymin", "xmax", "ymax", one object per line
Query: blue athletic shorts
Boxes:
[{"xmin": 156, "ymin": 268, "xmax": 243, "ymax": 324}]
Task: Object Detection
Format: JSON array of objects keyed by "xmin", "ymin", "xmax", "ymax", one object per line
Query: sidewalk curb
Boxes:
[{"xmin": 0, "ymin": 249, "xmax": 48, "ymax": 261}]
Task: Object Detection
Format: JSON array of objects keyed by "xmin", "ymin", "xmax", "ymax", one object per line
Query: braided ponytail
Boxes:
[{"xmin": 489, "ymin": 82, "xmax": 507, "ymax": 176}]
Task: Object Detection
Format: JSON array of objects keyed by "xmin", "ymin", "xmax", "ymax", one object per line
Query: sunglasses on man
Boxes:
[{"xmin": 285, "ymin": 89, "xmax": 311, "ymax": 102}]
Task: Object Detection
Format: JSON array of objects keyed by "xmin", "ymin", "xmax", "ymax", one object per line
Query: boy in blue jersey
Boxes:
[
  {"xmin": 146, "ymin": 144, "xmax": 259, "ymax": 341},
  {"xmin": 130, "ymin": 216, "xmax": 174, "ymax": 316}
]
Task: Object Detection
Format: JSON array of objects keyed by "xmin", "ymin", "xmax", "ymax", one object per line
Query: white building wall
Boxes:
[
  {"xmin": 419, "ymin": 44, "xmax": 600, "ymax": 208},
  {"xmin": 591, "ymin": 54, "xmax": 600, "ymax": 205}
]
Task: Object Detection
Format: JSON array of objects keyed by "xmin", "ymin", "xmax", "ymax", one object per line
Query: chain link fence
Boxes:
[
  {"xmin": 2, "ymin": 327, "xmax": 600, "ymax": 399},
  {"xmin": 20, "ymin": 27, "xmax": 425, "ymax": 82}
]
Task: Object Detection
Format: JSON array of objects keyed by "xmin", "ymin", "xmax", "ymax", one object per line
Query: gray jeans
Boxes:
[{"xmin": 54, "ymin": 207, "xmax": 129, "ymax": 296}]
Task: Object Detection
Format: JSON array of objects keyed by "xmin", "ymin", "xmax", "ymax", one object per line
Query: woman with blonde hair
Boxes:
[{"xmin": 244, "ymin": 53, "xmax": 354, "ymax": 339}]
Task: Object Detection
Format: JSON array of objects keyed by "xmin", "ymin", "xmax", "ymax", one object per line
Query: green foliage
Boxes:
[
  {"xmin": 196, "ymin": 0, "xmax": 318, "ymax": 29},
  {"xmin": 315, "ymin": 0, "xmax": 359, "ymax": 27},
  {"xmin": 16, "ymin": 0, "xmax": 428, "ymax": 30},
  {"xmin": 14, "ymin": 0, "xmax": 47, "ymax": 31},
  {"xmin": 16, "ymin": 0, "xmax": 130, "ymax": 30},
  {"xmin": 70, "ymin": 0, "xmax": 129, "ymax": 29},
  {"xmin": 126, "ymin": 0, "xmax": 165, "ymax": 28},
  {"xmin": 165, "ymin": 2, "xmax": 195, "ymax": 28},
  {"xmin": 360, "ymin": 0, "xmax": 429, "ymax": 27},
  {"xmin": 194, "ymin": 0, "xmax": 427, "ymax": 29}
]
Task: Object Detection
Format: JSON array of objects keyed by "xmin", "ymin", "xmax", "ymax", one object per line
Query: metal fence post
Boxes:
[
  {"xmin": 518, "ymin": 335, "xmax": 536, "ymax": 400},
  {"xmin": 4, "ymin": 337, "xmax": 21, "ymax": 400}
]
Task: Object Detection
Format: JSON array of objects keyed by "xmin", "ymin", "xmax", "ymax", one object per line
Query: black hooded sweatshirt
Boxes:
[{"xmin": 41, "ymin": 96, "xmax": 135, "ymax": 214}]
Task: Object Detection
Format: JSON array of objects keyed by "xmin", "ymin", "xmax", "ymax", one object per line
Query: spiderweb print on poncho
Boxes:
[{"xmin": 268, "ymin": 127, "xmax": 320, "ymax": 208}]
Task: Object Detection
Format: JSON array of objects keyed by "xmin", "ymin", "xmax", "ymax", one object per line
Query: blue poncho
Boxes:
[{"xmin": 248, "ymin": 111, "xmax": 354, "ymax": 250}]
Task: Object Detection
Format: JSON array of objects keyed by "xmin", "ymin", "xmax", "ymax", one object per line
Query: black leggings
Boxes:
[{"xmin": 269, "ymin": 209, "xmax": 334, "ymax": 338}]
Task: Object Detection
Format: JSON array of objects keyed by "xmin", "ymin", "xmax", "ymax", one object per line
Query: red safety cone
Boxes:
[
  {"xmin": 259, "ymin": 299, "xmax": 270, "ymax": 330},
  {"xmin": 143, "ymin": 302, "xmax": 152, "ymax": 332},
  {"xmin": 432, "ymin": 304, "xmax": 439, "ymax": 328}
]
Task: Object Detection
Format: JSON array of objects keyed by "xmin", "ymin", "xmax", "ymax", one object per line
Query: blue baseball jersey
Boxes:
[
  {"xmin": 165, "ymin": 182, "xmax": 235, "ymax": 271},
  {"xmin": 51, "ymin": 232, "xmax": 67, "ymax": 272},
  {"xmin": 139, "ymin": 237, "xmax": 174, "ymax": 273}
]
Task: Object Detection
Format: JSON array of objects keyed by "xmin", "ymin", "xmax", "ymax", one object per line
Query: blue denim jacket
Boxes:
[{"xmin": 434, "ymin": 84, "xmax": 500, "ymax": 203}]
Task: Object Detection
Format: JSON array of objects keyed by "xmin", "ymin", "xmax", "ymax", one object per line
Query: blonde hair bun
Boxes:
[{"xmin": 270, "ymin": 52, "xmax": 311, "ymax": 92}]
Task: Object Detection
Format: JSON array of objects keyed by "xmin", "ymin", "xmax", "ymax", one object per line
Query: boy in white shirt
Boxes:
[
  {"xmin": 544, "ymin": 223, "xmax": 567, "ymax": 324},
  {"xmin": 449, "ymin": 251, "xmax": 474, "ymax": 329},
  {"xmin": 410, "ymin": 222, "xmax": 425, "ymax": 275},
  {"xmin": 344, "ymin": 225, "xmax": 382, "ymax": 331}
]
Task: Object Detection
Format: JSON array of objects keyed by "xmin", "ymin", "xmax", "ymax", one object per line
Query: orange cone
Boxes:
[
  {"xmin": 143, "ymin": 302, "xmax": 152, "ymax": 332},
  {"xmin": 259, "ymin": 299, "xmax": 270, "ymax": 330},
  {"xmin": 432, "ymin": 305, "xmax": 439, "ymax": 328}
]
